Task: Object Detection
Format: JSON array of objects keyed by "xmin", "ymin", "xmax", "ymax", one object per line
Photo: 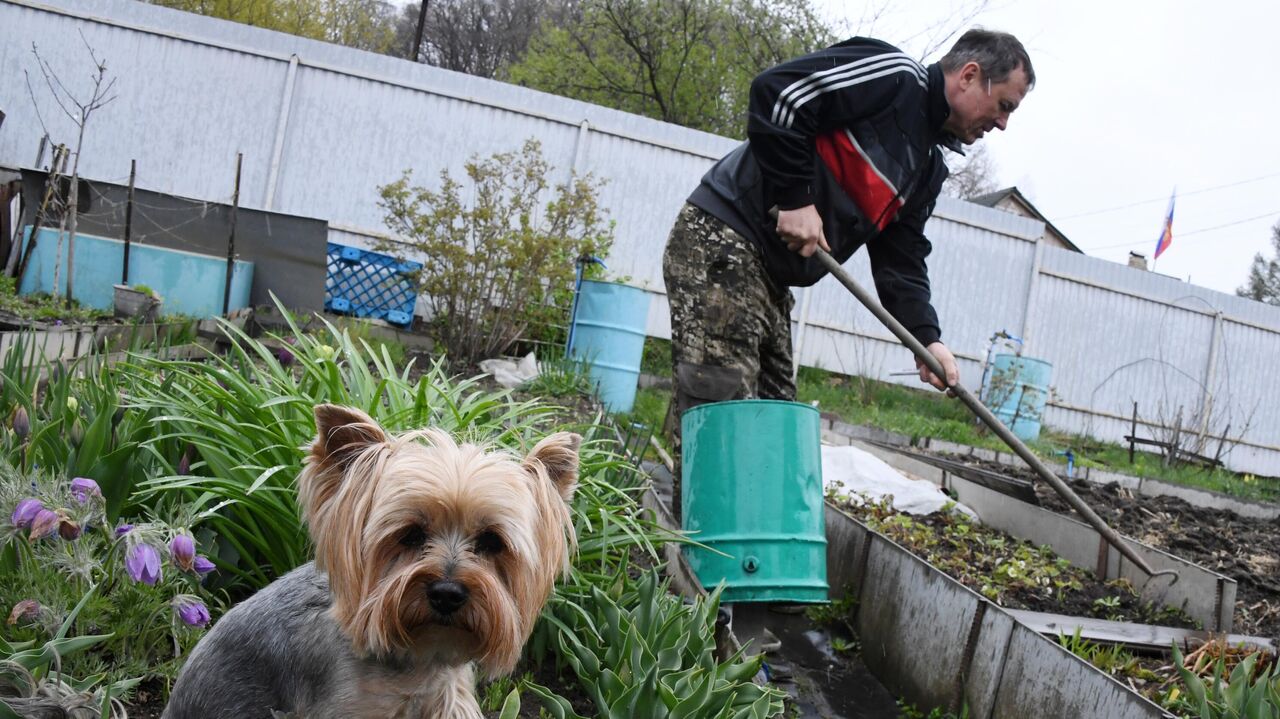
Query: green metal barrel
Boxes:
[{"xmin": 681, "ymin": 400, "xmax": 828, "ymax": 603}]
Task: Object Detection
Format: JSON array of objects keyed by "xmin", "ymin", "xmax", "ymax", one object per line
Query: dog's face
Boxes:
[{"xmin": 298, "ymin": 405, "xmax": 579, "ymax": 678}]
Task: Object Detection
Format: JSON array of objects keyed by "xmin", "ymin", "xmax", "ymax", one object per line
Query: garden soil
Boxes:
[{"xmin": 954, "ymin": 454, "xmax": 1280, "ymax": 642}]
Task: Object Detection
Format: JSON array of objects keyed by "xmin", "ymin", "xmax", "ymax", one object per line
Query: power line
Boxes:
[
  {"xmin": 1080, "ymin": 210, "xmax": 1280, "ymax": 252},
  {"xmin": 1058, "ymin": 171, "xmax": 1280, "ymax": 220}
]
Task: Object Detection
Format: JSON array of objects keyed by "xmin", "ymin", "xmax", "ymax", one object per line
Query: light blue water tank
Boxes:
[
  {"xmin": 567, "ymin": 280, "xmax": 650, "ymax": 413},
  {"xmin": 988, "ymin": 354, "xmax": 1053, "ymax": 441}
]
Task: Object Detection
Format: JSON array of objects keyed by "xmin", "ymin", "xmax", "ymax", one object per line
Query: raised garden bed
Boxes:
[{"xmin": 928, "ymin": 448, "xmax": 1280, "ymax": 641}]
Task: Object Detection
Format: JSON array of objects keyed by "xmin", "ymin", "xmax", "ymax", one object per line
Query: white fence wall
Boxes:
[{"xmin": 3, "ymin": 0, "xmax": 1279, "ymax": 475}]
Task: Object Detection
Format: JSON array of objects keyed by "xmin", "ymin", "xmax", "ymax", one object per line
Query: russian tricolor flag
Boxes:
[{"xmin": 1154, "ymin": 190, "xmax": 1175, "ymax": 259}]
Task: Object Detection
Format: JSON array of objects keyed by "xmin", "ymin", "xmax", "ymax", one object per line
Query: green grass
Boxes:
[
  {"xmin": 634, "ymin": 355, "xmax": 1274, "ymax": 504},
  {"xmin": 1073, "ymin": 440, "xmax": 1280, "ymax": 503},
  {"xmin": 795, "ymin": 366, "xmax": 983, "ymax": 445},
  {"xmin": 796, "ymin": 366, "xmax": 1277, "ymax": 503}
]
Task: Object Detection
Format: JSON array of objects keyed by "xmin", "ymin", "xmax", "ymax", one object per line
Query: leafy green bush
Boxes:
[
  {"xmin": 377, "ymin": 138, "xmax": 614, "ymax": 367},
  {"xmin": 526, "ymin": 569, "xmax": 785, "ymax": 718}
]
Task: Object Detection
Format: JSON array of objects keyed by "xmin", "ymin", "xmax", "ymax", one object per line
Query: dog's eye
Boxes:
[
  {"xmin": 400, "ymin": 526, "xmax": 427, "ymax": 548},
  {"xmin": 474, "ymin": 530, "xmax": 505, "ymax": 556}
]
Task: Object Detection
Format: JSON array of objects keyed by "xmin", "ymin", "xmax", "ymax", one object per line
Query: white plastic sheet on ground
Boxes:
[
  {"xmin": 821, "ymin": 444, "xmax": 977, "ymax": 519},
  {"xmin": 477, "ymin": 352, "xmax": 540, "ymax": 389}
]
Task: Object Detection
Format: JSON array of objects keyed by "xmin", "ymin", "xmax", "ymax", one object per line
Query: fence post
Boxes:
[
  {"xmin": 1197, "ymin": 312, "xmax": 1224, "ymax": 443},
  {"xmin": 791, "ymin": 285, "xmax": 814, "ymax": 383},
  {"xmin": 264, "ymin": 55, "xmax": 299, "ymax": 211},
  {"xmin": 1018, "ymin": 235, "xmax": 1046, "ymax": 349}
]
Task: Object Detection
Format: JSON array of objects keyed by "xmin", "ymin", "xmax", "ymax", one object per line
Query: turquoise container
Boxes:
[
  {"xmin": 682, "ymin": 400, "xmax": 828, "ymax": 603},
  {"xmin": 17, "ymin": 227, "xmax": 253, "ymax": 318},
  {"xmin": 567, "ymin": 280, "xmax": 650, "ymax": 413},
  {"xmin": 988, "ymin": 354, "xmax": 1053, "ymax": 441}
]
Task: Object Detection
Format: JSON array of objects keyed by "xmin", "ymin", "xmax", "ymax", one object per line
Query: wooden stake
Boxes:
[
  {"xmin": 122, "ymin": 159, "xmax": 136, "ymax": 285},
  {"xmin": 222, "ymin": 153, "xmax": 242, "ymax": 316},
  {"xmin": 15, "ymin": 145, "xmax": 67, "ymax": 286},
  {"xmin": 1129, "ymin": 401, "xmax": 1138, "ymax": 464}
]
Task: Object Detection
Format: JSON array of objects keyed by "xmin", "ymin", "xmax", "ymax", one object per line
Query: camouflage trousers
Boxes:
[{"xmin": 662, "ymin": 203, "xmax": 796, "ymax": 521}]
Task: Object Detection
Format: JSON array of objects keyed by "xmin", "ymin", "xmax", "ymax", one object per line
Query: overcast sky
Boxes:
[{"xmin": 814, "ymin": 0, "xmax": 1279, "ymax": 296}]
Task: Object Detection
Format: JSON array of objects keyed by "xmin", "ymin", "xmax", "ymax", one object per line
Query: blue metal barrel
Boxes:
[
  {"xmin": 988, "ymin": 354, "xmax": 1053, "ymax": 441},
  {"xmin": 567, "ymin": 280, "xmax": 651, "ymax": 413},
  {"xmin": 681, "ymin": 400, "xmax": 828, "ymax": 603}
]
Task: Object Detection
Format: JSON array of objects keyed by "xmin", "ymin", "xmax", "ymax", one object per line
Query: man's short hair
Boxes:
[{"xmin": 940, "ymin": 28, "xmax": 1035, "ymax": 88}]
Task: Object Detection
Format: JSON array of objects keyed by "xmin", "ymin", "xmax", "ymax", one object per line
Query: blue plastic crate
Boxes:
[{"xmin": 324, "ymin": 242, "xmax": 421, "ymax": 328}]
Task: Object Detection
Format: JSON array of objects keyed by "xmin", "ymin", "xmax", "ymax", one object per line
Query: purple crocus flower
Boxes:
[
  {"xmin": 125, "ymin": 543, "xmax": 162, "ymax": 585},
  {"xmin": 29, "ymin": 509, "xmax": 59, "ymax": 540},
  {"xmin": 172, "ymin": 597, "xmax": 210, "ymax": 627},
  {"xmin": 114, "ymin": 523, "xmax": 134, "ymax": 538},
  {"xmin": 276, "ymin": 337, "xmax": 297, "ymax": 367},
  {"xmin": 12, "ymin": 406, "xmax": 29, "ymax": 442},
  {"xmin": 176, "ymin": 449, "xmax": 191, "ymax": 476},
  {"xmin": 170, "ymin": 534, "xmax": 195, "ymax": 572},
  {"xmin": 70, "ymin": 477, "xmax": 101, "ymax": 503},
  {"xmin": 11, "ymin": 498, "xmax": 44, "ymax": 529},
  {"xmin": 193, "ymin": 555, "xmax": 216, "ymax": 576}
]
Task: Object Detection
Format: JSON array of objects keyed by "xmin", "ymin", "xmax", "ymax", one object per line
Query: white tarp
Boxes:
[
  {"xmin": 821, "ymin": 444, "xmax": 977, "ymax": 519},
  {"xmin": 477, "ymin": 352, "xmax": 540, "ymax": 388}
]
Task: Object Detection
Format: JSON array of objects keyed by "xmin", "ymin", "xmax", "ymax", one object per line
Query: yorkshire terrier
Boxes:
[{"xmin": 163, "ymin": 404, "xmax": 581, "ymax": 719}]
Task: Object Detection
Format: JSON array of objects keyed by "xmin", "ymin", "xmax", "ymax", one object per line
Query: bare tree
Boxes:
[
  {"xmin": 1237, "ymin": 221, "xmax": 1280, "ymax": 306},
  {"xmin": 835, "ymin": 0, "xmax": 992, "ymax": 60},
  {"xmin": 394, "ymin": 0, "xmax": 559, "ymax": 78},
  {"xmin": 942, "ymin": 143, "xmax": 999, "ymax": 200},
  {"xmin": 25, "ymin": 33, "xmax": 117, "ymax": 305}
]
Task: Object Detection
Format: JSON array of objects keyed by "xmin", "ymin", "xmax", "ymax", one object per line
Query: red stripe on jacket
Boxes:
[{"xmin": 814, "ymin": 129, "xmax": 902, "ymax": 230}]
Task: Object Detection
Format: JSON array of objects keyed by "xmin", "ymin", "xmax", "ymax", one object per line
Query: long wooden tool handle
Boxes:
[{"xmin": 809, "ymin": 247, "xmax": 1173, "ymax": 580}]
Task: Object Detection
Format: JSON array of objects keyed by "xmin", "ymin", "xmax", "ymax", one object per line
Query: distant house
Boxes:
[{"xmin": 969, "ymin": 187, "xmax": 1083, "ymax": 253}]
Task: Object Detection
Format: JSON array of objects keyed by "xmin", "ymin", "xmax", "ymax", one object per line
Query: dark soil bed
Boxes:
[
  {"xmin": 830, "ymin": 495, "xmax": 1200, "ymax": 630},
  {"xmin": 937, "ymin": 451, "xmax": 1280, "ymax": 641},
  {"xmin": 1031, "ymin": 476, "xmax": 1280, "ymax": 642}
]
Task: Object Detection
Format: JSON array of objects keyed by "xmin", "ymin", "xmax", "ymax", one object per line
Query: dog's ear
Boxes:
[
  {"xmin": 310, "ymin": 404, "xmax": 388, "ymax": 468},
  {"xmin": 523, "ymin": 432, "xmax": 581, "ymax": 502}
]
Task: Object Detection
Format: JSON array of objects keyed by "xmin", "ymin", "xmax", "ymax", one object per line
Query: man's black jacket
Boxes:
[{"xmin": 688, "ymin": 37, "xmax": 961, "ymax": 347}]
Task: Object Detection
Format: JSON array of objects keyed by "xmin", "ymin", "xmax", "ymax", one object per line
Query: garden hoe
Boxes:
[{"xmin": 775, "ymin": 216, "xmax": 1181, "ymax": 600}]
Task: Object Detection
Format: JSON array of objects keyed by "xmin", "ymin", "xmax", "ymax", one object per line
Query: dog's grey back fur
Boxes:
[
  {"xmin": 162, "ymin": 563, "xmax": 349, "ymax": 718},
  {"xmin": 163, "ymin": 562, "xmax": 463, "ymax": 718}
]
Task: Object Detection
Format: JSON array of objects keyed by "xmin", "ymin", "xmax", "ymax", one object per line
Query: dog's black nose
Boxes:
[{"xmin": 427, "ymin": 580, "xmax": 469, "ymax": 615}]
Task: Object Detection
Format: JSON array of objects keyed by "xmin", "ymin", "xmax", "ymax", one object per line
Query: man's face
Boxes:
[{"xmin": 943, "ymin": 62, "xmax": 1031, "ymax": 144}]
